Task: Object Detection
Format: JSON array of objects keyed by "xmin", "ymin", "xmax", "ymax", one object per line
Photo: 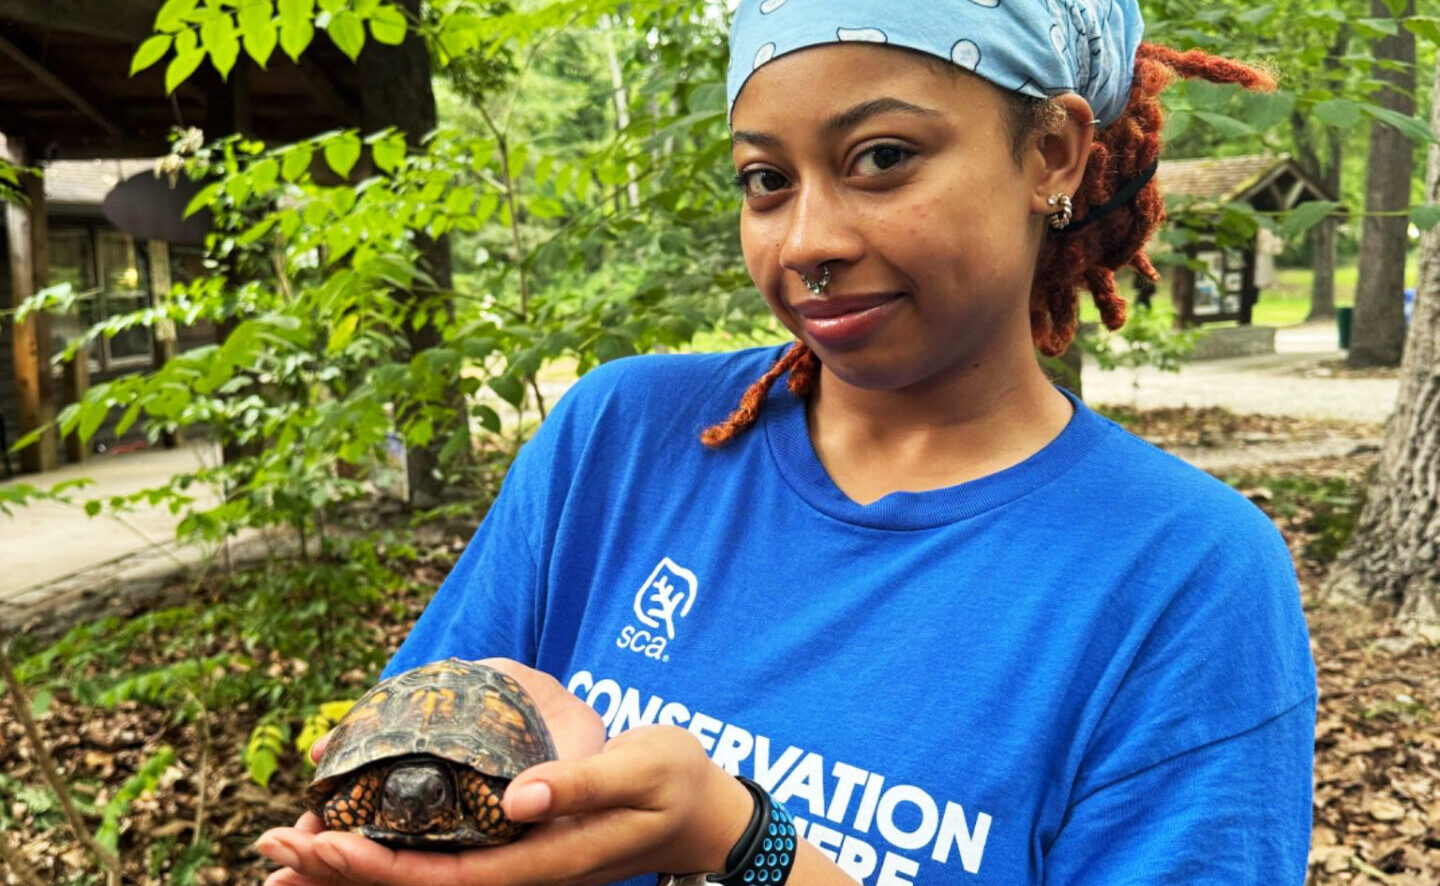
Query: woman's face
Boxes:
[{"xmin": 730, "ymin": 44, "xmax": 1055, "ymax": 394}]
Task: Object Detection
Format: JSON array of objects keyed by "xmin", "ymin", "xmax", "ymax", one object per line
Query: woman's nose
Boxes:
[{"xmin": 777, "ymin": 183, "xmax": 863, "ymax": 282}]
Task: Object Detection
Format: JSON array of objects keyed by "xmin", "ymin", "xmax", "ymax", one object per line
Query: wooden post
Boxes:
[
  {"xmin": 3, "ymin": 137, "xmax": 58, "ymax": 473},
  {"xmin": 1239, "ymin": 248, "xmax": 1258, "ymax": 326},
  {"xmin": 148, "ymin": 239, "xmax": 180, "ymax": 448},
  {"xmin": 61, "ymin": 347, "xmax": 88, "ymax": 463}
]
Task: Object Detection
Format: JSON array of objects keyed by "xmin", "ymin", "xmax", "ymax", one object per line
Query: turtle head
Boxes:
[{"xmin": 378, "ymin": 759, "xmax": 460, "ymax": 834}]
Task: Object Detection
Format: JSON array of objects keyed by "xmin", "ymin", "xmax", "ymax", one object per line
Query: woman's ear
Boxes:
[{"xmin": 1029, "ymin": 94, "xmax": 1094, "ymax": 217}]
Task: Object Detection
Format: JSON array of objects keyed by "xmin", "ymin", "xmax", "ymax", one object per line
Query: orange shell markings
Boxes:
[{"xmin": 307, "ymin": 658, "xmax": 559, "ymax": 814}]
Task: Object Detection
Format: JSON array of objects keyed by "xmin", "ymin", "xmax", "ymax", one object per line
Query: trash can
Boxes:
[{"xmin": 1337, "ymin": 306, "xmax": 1353, "ymax": 350}]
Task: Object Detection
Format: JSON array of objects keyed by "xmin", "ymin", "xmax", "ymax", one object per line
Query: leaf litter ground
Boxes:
[{"xmin": 2, "ymin": 407, "xmax": 1436, "ymax": 885}]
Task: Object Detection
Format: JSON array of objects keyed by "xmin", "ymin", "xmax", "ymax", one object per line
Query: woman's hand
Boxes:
[{"xmin": 256, "ymin": 658, "xmax": 754, "ymax": 886}]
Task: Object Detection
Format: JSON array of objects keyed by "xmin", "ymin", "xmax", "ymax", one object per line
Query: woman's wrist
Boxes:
[{"xmin": 689, "ymin": 764, "xmax": 758, "ymax": 874}]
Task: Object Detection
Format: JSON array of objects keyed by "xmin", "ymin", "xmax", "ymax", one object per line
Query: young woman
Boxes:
[{"xmin": 259, "ymin": 2, "xmax": 1316, "ymax": 884}]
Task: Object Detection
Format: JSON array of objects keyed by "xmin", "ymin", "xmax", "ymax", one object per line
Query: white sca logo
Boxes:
[{"xmin": 616, "ymin": 557, "xmax": 698, "ymax": 661}]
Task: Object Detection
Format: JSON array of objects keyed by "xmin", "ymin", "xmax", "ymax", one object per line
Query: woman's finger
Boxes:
[
  {"xmin": 479, "ymin": 658, "xmax": 606, "ymax": 760},
  {"xmin": 255, "ymin": 827, "xmax": 353, "ymax": 886},
  {"xmin": 310, "ymin": 830, "xmax": 484, "ymax": 886},
  {"xmin": 309, "ymin": 731, "xmax": 333, "ymax": 765},
  {"xmin": 503, "ymin": 737, "xmax": 668, "ymax": 822}
]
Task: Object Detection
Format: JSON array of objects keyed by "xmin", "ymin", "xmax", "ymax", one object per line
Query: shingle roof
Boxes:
[
  {"xmin": 1156, "ymin": 153, "xmax": 1286, "ymax": 202},
  {"xmin": 40, "ymin": 158, "xmax": 159, "ymax": 207}
]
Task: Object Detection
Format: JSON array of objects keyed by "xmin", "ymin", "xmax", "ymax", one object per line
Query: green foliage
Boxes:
[
  {"xmin": 1077, "ymin": 306, "xmax": 1204, "ymax": 374},
  {"xmin": 244, "ymin": 723, "xmax": 288, "ymax": 787},
  {"xmin": 137, "ymin": 0, "xmax": 410, "ymax": 88},
  {"xmin": 0, "ymin": 155, "xmax": 30, "ymax": 204},
  {"xmin": 1143, "ymin": 0, "xmax": 1438, "ymax": 251},
  {"xmin": 296, "ymin": 699, "xmax": 357, "ymax": 762},
  {"xmin": 95, "ymin": 747, "xmax": 176, "ymax": 853},
  {"xmin": 1222, "ymin": 472, "xmax": 1364, "ymax": 563}
]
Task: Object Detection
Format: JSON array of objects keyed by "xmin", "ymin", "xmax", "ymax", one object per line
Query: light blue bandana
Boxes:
[{"xmin": 726, "ymin": 0, "xmax": 1144, "ymax": 128}]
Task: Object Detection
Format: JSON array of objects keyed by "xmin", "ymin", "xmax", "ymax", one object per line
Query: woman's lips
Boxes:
[{"xmin": 793, "ymin": 293, "xmax": 904, "ymax": 347}]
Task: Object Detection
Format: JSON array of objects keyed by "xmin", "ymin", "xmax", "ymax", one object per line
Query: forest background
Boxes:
[{"xmin": 3, "ymin": 0, "xmax": 1440, "ymax": 883}]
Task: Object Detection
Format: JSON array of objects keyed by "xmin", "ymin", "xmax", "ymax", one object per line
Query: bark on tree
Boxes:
[
  {"xmin": 1348, "ymin": 0, "xmax": 1416, "ymax": 367},
  {"xmin": 1325, "ymin": 56, "xmax": 1440, "ymax": 633},
  {"xmin": 358, "ymin": 0, "xmax": 459, "ymax": 508}
]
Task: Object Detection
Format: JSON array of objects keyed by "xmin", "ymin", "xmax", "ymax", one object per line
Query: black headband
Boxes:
[{"xmin": 1060, "ymin": 159, "xmax": 1160, "ymax": 233}]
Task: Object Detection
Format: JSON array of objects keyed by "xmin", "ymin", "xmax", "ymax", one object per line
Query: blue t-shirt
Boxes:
[{"xmin": 385, "ymin": 347, "xmax": 1317, "ymax": 886}]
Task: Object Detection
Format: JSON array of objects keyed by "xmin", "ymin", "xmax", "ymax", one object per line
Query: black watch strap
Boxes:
[{"xmin": 658, "ymin": 776, "xmax": 797, "ymax": 886}]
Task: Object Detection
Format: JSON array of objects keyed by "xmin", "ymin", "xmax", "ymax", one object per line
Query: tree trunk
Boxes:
[
  {"xmin": 358, "ymin": 0, "xmax": 459, "ymax": 508},
  {"xmin": 1348, "ymin": 0, "xmax": 1415, "ymax": 367},
  {"xmin": 1325, "ymin": 56, "xmax": 1440, "ymax": 633},
  {"xmin": 1299, "ymin": 31, "xmax": 1347, "ymax": 322},
  {"xmin": 1308, "ymin": 217, "xmax": 1337, "ymax": 320}
]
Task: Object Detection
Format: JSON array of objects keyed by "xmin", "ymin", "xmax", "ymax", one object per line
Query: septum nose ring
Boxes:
[{"xmin": 799, "ymin": 264, "xmax": 831, "ymax": 295}]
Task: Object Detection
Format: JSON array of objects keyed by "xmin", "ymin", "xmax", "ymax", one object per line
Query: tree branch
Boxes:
[{"xmin": 0, "ymin": 640, "xmax": 122, "ymax": 877}]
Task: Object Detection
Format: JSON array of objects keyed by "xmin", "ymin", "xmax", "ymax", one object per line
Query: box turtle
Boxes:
[{"xmin": 306, "ymin": 659, "xmax": 557, "ymax": 849}]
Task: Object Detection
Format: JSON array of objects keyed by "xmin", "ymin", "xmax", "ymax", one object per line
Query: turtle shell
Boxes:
[{"xmin": 306, "ymin": 659, "xmax": 558, "ymax": 816}]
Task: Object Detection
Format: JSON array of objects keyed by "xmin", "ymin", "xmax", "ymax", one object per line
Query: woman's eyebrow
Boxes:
[{"xmin": 732, "ymin": 97, "xmax": 942, "ymax": 148}]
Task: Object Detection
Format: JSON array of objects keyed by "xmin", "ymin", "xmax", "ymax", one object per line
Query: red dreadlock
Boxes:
[{"xmin": 702, "ymin": 43, "xmax": 1276, "ymax": 448}]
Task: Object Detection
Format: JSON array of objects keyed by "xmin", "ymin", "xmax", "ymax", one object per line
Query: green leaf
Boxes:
[
  {"xmin": 371, "ymin": 132, "xmax": 406, "ymax": 172},
  {"xmin": 323, "ymin": 132, "xmax": 362, "ymax": 178},
  {"xmin": 130, "ymin": 35, "xmax": 173, "ymax": 75},
  {"xmin": 29, "ymin": 688, "xmax": 52, "ymax": 718},
  {"xmin": 1241, "ymin": 90, "xmax": 1295, "ymax": 132},
  {"xmin": 473, "ymin": 192, "xmax": 500, "ymax": 223},
  {"xmin": 1364, "ymin": 105, "xmax": 1435, "ymax": 143},
  {"xmin": 282, "ymin": 144, "xmax": 315, "ymax": 181},
  {"xmin": 1280, "ymin": 200, "xmax": 1340, "ymax": 238},
  {"xmin": 1405, "ymin": 17, "xmax": 1440, "ymax": 46},
  {"xmin": 183, "ymin": 181, "xmax": 223, "ymax": 218},
  {"xmin": 1410, "ymin": 204, "xmax": 1440, "ymax": 230},
  {"xmin": 488, "ymin": 375, "xmax": 524, "ymax": 408},
  {"xmin": 78, "ymin": 401, "xmax": 107, "ymax": 445},
  {"xmin": 369, "ymin": 5, "xmax": 408, "ymax": 45},
  {"xmin": 1235, "ymin": 4, "xmax": 1275, "ymax": 24},
  {"xmin": 165, "ymin": 49, "xmax": 206, "ymax": 93},
  {"xmin": 1353, "ymin": 17, "xmax": 1400, "ymax": 39},
  {"xmin": 279, "ymin": 3, "xmax": 316, "ymax": 62},
  {"xmin": 201, "ymin": 13, "xmax": 241, "ymax": 78},
  {"xmin": 1312, "ymin": 98, "xmax": 1362, "ymax": 128},
  {"xmin": 445, "ymin": 185, "xmax": 475, "ymax": 215},
  {"xmin": 327, "ymin": 10, "xmax": 366, "ymax": 61},
  {"xmin": 240, "ymin": 0, "xmax": 278, "ymax": 65},
  {"xmin": 1193, "ymin": 111, "xmax": 1254, "ymax": 139},
  {"xmin": 327, "ymin": 314, "xmax": 359, "ymax": 353},
  {"xmin": 473, "ymin": 404, "xmax": 501, "ymax": 434},
  {"xmin": 279, "ymin": 0, "xmax": 315, "ymax": 25},
  {"xmin": 245, "ymin": 724, "xmax": 286, "ymax": 788},
  {"xmin": 155, "ymin": 0, "xmax": 199, "ymax": 31},
  {"xmin": 250, "ymin": 157, "xmax": 280, "ymax": 193}
]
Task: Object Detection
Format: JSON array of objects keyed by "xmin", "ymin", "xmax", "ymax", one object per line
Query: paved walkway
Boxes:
[
  {"xmin": 0, "ymin": 320, "xmax": 1399, "ymax": 632},
  {"xmin": 1081, "ymin": 322, "xmax": 1400, "ymax": 424}
]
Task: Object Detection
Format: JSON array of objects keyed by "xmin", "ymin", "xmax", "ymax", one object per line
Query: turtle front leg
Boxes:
[
  {"xmin": 322, "ymin": 767, "xmax": 384, "ymax": 832},
  {"xmin": 458, "ymin": 770, "xmax": 523, "ymax": 843}
]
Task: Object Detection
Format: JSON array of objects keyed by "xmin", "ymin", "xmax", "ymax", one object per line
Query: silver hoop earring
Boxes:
[
  {"xmin": 799, "ymin": 264, "xmax": 831, "ymax": 295},
  {"xmin": 1046, "ymin": 194, "xmax": 1074, "ymax": 231}
]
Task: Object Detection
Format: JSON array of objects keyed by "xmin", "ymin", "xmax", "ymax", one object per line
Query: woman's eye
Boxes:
[
  {"xmin": 733, "ymin": 169, "xmax": 789, "ymax": 198},
  {"xmin": 853, "ymin": 144, "xmax": 914, "ymax": 176}
]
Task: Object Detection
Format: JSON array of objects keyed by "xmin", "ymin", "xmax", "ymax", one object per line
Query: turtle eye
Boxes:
[{"xmin": 427, "ymin": 777, "xmax": 448, "ymax": 805}]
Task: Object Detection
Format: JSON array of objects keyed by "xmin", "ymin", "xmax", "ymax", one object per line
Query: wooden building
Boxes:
[
  {"xmin": 0, "ymin": 156, "xmax": 214, "ymax": 476},
  {"xmin": 1, "ymin": 0, "xmax": 434, "ymax": 475},
  {"xmin": 1157, "ymin": 154, "xmax": 1336, "ymax": 327}
]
